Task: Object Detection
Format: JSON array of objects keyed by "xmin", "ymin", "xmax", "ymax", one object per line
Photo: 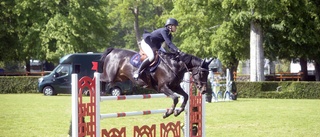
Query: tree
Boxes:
[
  {"xmin": 170, "ymin": 0, "xmax": 252, "ymax": 80},
  {"xmin": 106, "ymin": 0, "xmax": 174, "ymax": 50},
  {"xmin": 40, "ymin": 0, "xmax": 112, "ymax": 61},
  {"xmin": 263, "ymin": 0, "xmax": 320, "ymax": 81},
  {"xmin": 0, "ymin": 0, "xmax": 112, "ymax": 71},
  {"xmin": 0, "ymin": 1, "xmax": 21, "ymax": 61}
]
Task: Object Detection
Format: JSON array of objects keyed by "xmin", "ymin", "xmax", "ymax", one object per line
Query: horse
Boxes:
[{"xmin": 100, "ymin": 47, "xmax": 212, "ymax": 118}]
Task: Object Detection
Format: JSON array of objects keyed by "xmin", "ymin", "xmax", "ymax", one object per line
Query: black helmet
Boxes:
[{"xmin": 165, "ymin": 18, "xmax": 179, "ymax": 26}]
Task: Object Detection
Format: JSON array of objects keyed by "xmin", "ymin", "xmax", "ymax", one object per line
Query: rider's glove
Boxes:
[
  {"xmin": 175, "ymin": 50, "xmax": 181, "ymax": 56},
  {"xmin": 174, "ymin": 50, "xmax": 181, "ymax": 60}
]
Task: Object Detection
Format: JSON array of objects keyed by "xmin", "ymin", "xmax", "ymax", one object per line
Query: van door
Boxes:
[{"xmin": 52, "ymin": 64, "xmax": 71, "ymax": 94}]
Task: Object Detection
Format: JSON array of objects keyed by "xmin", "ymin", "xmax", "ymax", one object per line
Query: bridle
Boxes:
[
  {"xmin": 190, "ymin": 67, "xmax": 209, "ymax": 83},
  {"xmin": 189, "ymin": 66, "xmax": 209, "ymax": 91}
]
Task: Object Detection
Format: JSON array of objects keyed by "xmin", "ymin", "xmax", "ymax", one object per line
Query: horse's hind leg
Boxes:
[
  {"xmin": 173, "ymin": 86, "xmax": 189, "ymax": 117},
  {"xmin": 161, "ymin": 86, "xmax": 179, "ymax": 119}
]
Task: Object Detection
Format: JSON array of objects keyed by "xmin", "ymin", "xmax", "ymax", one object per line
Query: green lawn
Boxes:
[{"xmin": 0, "ymin": 94, "xmax": 319, "ymax": 137}]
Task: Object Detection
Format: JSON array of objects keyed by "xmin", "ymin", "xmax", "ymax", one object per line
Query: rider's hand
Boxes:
[
  {"xmin": 174, "ymin": 50, "xmax": 181, "ymax": 60},
  {"xmin": 174, "ymin": 50, "xmax": 180, "ymax": 56}
]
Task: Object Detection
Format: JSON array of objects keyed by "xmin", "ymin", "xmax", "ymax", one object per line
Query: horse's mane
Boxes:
[
  {"xmin": 179, "ymin": 52, "xmax": 203, "ymax": 67},
  {"xmin": 159, "ymin": 51, "xmax": 203, "ymax": 68},
  {"xmin": 159, "ymin": 52, "xmax": 178, "ymax": 60}
]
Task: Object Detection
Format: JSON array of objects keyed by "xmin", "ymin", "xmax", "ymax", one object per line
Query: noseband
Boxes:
[{"xmin": 191, "ymin": 67, "xmax": 209, "ymax": 85}]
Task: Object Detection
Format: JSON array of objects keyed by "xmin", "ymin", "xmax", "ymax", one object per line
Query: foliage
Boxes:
[
  {"xmin": 106, "ymin": 0, "xmax": 174, "ymax": 50},
  {"xmin": 236, "ymin": 81, "xmax": 320, "ymax": 99},
  {"xmin": 1, "ymin": 0, "xmax": 112, "ymax": 63},
  {"xmin": 0, "ymin": 76, "xmax": 39, "ymax": 93},
  {"xmin": 0, "ymin": 61, "xmax": 25, "ymax": 72},
  {"xmin": 1, "ymin": 0, "xmax": 320, "ymax": 79},
  {"xmin": 275, "ymin": 59, "xmax": 291, "ymax": 73}
]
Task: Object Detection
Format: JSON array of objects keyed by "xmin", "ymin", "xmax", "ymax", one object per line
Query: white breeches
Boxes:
[{"xmin": 141, "ymin": 40, "xmax": 154, "ymax": 62}]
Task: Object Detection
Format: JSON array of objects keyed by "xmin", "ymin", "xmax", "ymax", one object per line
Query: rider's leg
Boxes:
[
  {"xmin": 133, "ymin": 58, "xmax": 150, "ymax": 79},
  {"xmin": 133, "ymin": 40, "xmax": 154, "ymax": 80}
]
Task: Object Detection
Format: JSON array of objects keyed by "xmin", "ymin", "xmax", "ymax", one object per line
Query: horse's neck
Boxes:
[
  {"xmin": 159, "ymin": 54, "xmax": 186, "ymax": 74},
  {"xmin": 160, "ymin": 53, "xmax": 199, "ymax": 73}
]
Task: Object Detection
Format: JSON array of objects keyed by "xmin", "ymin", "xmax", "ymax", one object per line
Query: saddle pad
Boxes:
[
  {"xmin": 129, "ymin": 53, "xmax": 161, "ymax": 72},
  {"xmin": 130, "ymin": 53, "xmax": 142, "ymax": 68}
]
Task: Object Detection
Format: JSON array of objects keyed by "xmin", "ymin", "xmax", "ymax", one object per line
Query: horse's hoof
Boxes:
[
  {"xmin": 174, "ymin": 110, "xmax": 181, "ymax": 117},
  {"xmin": 163, "ymin": 111, "xmax": 173, "ymax": 119},
  {"xmin": 174, "ymin": 109, "xmax": 185, "ymax": 117},
  {"xmin": 163, "ymin": 113, "xmax": 168, "ymax": 119}
]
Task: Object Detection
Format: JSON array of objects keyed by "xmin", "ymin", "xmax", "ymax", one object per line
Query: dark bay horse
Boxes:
[{"xmin": 100, "ymin": 48, "xmax": 212, "ymax": 118}]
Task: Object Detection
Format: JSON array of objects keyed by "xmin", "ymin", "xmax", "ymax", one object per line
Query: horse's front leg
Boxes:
[
  {"xmin": 174, "ymin": 87, "xmax": 188, "ymax": 117},
  {"xmin": 160, "ymin": 85, "xmax": 179, "ymax": 119},
  {"xmin": 163, "ymin": 94, "xmax": 179, "ymax": 119}
]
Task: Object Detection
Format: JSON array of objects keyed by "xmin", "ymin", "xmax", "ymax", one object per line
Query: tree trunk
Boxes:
[
  {"xmin": 299, "ymin": 58, "xmax": 308, "ymax": 81},
  {"xmin": 250, "ymin": 20, "xmax": 265, "ymax": 81},
  {"xmin": 131, "ymin": 6, "xmax": 141, "ymax": 46},
  {"xmin": 25, "ymin": 59, "xmax": 30, "ymax": 72},
  {"xmin": 314, "ymin": 61, "xmax": 320, "ymax": 81}
]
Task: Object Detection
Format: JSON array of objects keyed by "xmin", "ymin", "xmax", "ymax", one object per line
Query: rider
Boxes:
[{"xmin": 133, "ymin": 18, "xmax": 180, "ymax": 80}]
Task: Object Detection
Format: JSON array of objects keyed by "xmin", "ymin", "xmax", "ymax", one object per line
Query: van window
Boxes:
[{"xmin": 56, "ymin": 65, "xmax": 70, "ymax": 77}]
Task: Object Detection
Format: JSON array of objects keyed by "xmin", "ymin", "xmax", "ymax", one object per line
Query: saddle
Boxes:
[{"xmin": 129, "ymin": 48, "xmax": 160, "ymax": 72}]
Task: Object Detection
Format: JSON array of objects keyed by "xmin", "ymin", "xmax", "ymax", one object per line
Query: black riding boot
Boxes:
[{"xmin": 133, "ymin": 59, "xmax": 151, "ymax": 80}]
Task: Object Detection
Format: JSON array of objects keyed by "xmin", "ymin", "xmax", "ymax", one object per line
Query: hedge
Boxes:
[
  {"xmin": 236, "ymin": 81, "xmax": 320, "ymax": 99},
  {"xmin": 0, "ymin": 76, "xmax": 39, "ymax": 94}
]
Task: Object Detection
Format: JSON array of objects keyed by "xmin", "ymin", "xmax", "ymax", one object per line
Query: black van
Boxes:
[{"xmin": 38, "ymin": 53, "xmax": 134, "ymax": 96}]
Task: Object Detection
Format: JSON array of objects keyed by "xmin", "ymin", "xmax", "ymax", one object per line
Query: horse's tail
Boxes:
[{"xmin": 100, "ymin": 47, "xmax": 114, "ymax": 67}]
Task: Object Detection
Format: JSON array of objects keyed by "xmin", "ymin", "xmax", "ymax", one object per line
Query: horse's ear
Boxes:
[
  {"xmin": 207, "ymin": 58, "xmax": 214, "ymax": 64},
  {"xmin": 202, "ymin": 58, "xmax": 213, "ymax": 68},
  {"xmin": 201, "ymin": 59, "xmax": 206, "ymax": 67}
]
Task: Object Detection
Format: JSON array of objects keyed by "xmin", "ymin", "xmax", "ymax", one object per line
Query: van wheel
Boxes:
[
  {"xmin": 111, "ymin": 87, "xmax": 121, "ymax": 96},
  {"xmin": 43, "ymin": 86, "xmax": 55, "ymax": 96}
]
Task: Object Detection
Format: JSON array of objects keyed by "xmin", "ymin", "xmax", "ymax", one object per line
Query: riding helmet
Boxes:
[{"xmin": 165, "ymin": 18, "xmax": 179, "ymax": 26}]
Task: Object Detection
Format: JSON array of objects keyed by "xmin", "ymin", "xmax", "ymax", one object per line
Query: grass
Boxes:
[{"xmin": 0, "ymin": 94, "xmax": 320, "ymax": 137}]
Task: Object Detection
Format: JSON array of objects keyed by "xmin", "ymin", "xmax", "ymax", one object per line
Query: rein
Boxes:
[
  {"xmin": 158, "ymin": 53, "xmax": 208, "ymax": 84},
  {"xmin": 158, "ymin": 54, "xmax": 179, "ymax": 78}
]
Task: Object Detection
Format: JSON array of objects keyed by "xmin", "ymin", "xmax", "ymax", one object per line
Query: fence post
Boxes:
[{"xmin": 71, "ymin": 74, "xmax": 78, "ymax": 137}]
